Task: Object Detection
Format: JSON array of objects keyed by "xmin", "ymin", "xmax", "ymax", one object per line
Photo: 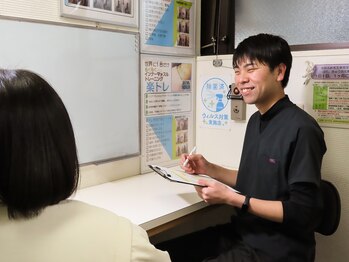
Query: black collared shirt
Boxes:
[{"xmin": 236, "ymin": 95, "xmax": 326, "ymax": 261}]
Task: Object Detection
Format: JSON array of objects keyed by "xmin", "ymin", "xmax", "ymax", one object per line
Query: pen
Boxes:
[{"xmin": 183, "ymin": 146, "xmax": 196, "ymax": 167}]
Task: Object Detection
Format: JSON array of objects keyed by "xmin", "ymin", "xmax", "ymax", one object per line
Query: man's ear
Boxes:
[{"xmin": 276, "ymin": 63, "xmax": 287, "ymax": 82}]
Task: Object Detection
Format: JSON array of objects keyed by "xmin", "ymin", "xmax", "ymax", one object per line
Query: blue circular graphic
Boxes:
[{"xmin": 201, "ymin": 78, "xmax": 229, "ymax": 112}]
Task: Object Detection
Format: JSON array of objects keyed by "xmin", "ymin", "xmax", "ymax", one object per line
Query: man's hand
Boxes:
[
  {"xmin": 180, "ymin": 153, "xmax": 211, "ymax": 175},
  {"xmin": 195, "ymin": 179, "xmax": 238, "ymax": 205}
]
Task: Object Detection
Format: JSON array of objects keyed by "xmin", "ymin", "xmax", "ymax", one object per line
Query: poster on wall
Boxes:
[
  {"xmin": 60, "ymin": 0, "xmax": 138, "ymax": 27},
  {"xmin": 199, "ymin": 76, "xmax": 231, "ymax": 129},
  {"xmin": 310, "ymin": 63, "xmax": 349, "ymax": 128},
  {"xmin": 140, "ymin": 0, "xmax": 195, "ymax": 56},
  {"xmin": 141, "ymin": 54, "xmax": 195, "ymax": 173}
]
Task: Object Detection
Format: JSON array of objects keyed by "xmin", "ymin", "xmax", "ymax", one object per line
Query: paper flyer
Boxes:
[
  {"xmin": 199, "ymin": 76, "xmax": 231, "ymax": 129},
  {"xmin": 141, "ymin": 54, "xmax": 195, "ymax": 172},
  {"xmin": 310, "ymin": 64, "xmax": 349, "ymax": 127},
  {"xmin": 140, "ymin": 0, "xmax": 195, "ymax": 56}
]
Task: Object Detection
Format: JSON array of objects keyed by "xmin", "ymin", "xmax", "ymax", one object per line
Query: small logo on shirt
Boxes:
[{"xmin": 268, "ymin": 158, "xmax": 277, "ymax": 164}]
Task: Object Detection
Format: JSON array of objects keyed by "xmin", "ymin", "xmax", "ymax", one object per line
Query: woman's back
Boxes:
[
  {"xmin": 0, "ymin": 200, "xmax": 170, "ymax": 262},
  {"xmin": 0, "ymin": 70, "xmax": 170, "ymax": 262}
]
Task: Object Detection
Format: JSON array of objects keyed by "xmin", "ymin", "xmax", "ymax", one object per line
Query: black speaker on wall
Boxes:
[{"xmin": 201, "ymin": 0, "xmax": 235, "ymax": 56}]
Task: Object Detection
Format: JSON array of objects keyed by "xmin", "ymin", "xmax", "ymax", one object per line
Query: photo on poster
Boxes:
[
  {"xmin": 61, "ymin": 0, "xmax": 138, "ymax": 27},
  {"xmin": 171, "ymin": 63, "xmax": 192, "ymax": 92},
  {"xmin": 175, "ymin": 115, "xmax": 189, "ymax": 157},
  {"xmin": 115, "ymin": 0, "xmax": 132, "ymax": 14},
  {"xmin": 176, "ymin": 4, "xmax": 191, "ymax": 47}
]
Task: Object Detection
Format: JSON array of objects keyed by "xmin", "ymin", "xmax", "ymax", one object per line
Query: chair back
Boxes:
[{"xmin": 315, "ymin": 179, "xmax": 341, "ymax": 236}]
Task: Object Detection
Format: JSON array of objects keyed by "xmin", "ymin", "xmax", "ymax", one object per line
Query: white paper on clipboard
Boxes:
[{"xmin": 149, "ymin": 164, "xmax": 240, "ymax": 193}]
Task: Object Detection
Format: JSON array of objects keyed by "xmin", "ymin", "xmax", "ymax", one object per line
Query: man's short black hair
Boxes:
[{"xmin": 233, "ymin": 33, "xmax": 293, "ymax": 88}]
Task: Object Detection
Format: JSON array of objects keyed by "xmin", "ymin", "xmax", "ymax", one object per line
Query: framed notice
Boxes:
[
  {"xmin": 60, "ymin": 0, "xmax": 138, "ymax": 27},
  {"xmin": 310, "ymin": 64, "xmax": 349, "ymax": 128},
  {"xmin": 140, "ymin": 0, "xmax": 196, "ymax": 56},
  {"xmin": 141, "ymin": 54, "xmax": 196, "ymax": 173}
]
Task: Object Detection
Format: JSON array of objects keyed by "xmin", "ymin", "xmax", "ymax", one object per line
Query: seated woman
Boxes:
[{"xmin": 0, "ymin": 69, "xmax": 170, "ymax": 262}]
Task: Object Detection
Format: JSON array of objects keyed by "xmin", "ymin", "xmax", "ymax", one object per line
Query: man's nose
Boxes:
[{"xmin": 235, "ymin": 71, "xmax": 249, "ymax": 85}]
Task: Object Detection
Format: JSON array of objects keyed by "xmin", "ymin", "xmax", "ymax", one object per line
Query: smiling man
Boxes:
[{"xmin": 156, "ymin": 34, "xmax": 327, "ymax": 262}]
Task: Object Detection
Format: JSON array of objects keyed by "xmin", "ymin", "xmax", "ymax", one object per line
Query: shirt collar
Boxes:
[{"xmin": 260, "ymin": 95, "xmax": 292, "ymax": 121}]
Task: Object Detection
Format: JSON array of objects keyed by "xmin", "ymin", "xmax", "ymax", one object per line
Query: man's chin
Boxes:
[{"xmin": 241, "ymin": 97, "xmax": 255, "ymax": 105}]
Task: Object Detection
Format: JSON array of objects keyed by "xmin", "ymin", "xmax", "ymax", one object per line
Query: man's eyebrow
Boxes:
[
  {"xmin": 244, "ymin": 62, "xmax": 257, "ymax": 68},
  {"xmin": 233, "ymin": 61, "xmax": 256, "ymax": 69}
]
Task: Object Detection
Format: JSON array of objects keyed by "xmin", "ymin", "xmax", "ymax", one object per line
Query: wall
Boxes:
[
  {"xmin": 196, "ymin": 55, "xmax": 254, "ymax": 169},
  {"xmin": 196, "ymin": 51, "xmax": 349, "ymax": 261},
  {"xmin": 0, "ymin": 0, "xmax": 137, "ymax": 32},
  {"xmin": 0, "ymin": 0, "xmax": 204, "ymax": 188},
  {"xmin": 235, "ymin": 0, "xmax": 349, "ymax": 46}
]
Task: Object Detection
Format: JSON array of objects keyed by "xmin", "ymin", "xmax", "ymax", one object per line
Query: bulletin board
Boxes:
[
  {"xmin": 0, "ymin": 18, "xmax": 140, "ymax": 164},
  {"xmin": 141, "ymin": 54, "xmax": 196, "ymax": 173},
  {"xmin": 140, "ymin": 0, "xmax": 196, "ymax": 56}
]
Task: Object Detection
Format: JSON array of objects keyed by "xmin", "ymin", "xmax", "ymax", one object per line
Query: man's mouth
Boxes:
[{"xmin": 240, "ymin": 87, "xmax": 254, "ymax": 95}]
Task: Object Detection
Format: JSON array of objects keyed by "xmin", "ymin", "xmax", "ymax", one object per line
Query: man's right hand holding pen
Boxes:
[
  {"xmin": 180, "ymin": 150, "xmax": 240, "ymax": 205},
  {"xmin": 180, "ymin": 151, "xmax": 211, "ymax": 176}
]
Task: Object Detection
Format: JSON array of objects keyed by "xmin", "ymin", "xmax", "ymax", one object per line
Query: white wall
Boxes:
[
  {"xmin": 196, "ymin": 51, "xmax": 349, "ymax": 262},
  {"xmin": 196, "ymin": 55, "xmax": 256, "ymax": 169}
]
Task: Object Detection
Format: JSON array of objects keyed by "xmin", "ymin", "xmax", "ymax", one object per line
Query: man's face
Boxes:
[{"xmin": 234, "ymin": 58, "xmax": 285, "ymax": 114}]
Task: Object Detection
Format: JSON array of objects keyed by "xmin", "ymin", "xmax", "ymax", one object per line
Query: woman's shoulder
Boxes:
[
  {"xmin": 60, "ymin": 200, "xmax": 171, "ymax": 261},
  {"xmin": 55, "ymin": 200, "xmax": 133, "ymax": 225}
]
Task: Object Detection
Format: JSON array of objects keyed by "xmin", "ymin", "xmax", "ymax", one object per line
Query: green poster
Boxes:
[{"xmin": 313, "ymin": 84, "xmax": 328, "ymax": 110}]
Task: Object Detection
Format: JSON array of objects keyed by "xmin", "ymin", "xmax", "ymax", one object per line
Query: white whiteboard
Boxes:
[{"xmin": 0, "ymin": 18, "xmax": 140, "ymax": 164}]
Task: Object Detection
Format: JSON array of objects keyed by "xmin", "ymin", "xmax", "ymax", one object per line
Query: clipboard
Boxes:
[{"xmin": 149, "ymin": 164, "xmax": 240, "ymax": 193}]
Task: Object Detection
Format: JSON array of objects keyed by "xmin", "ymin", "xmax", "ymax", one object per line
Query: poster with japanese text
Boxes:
[
  {"xmin": 140, "ymin": 0, "xmax": 195, "ymax": 56},
  {"xmin": 309, "ymin": 64, "xmax": 349, "ymax": 128},
  {"xmin": 199, "ymin": 76, "xmax": 231, "ymax": 129},
  {"xmin": 141, "ymin": 54, "xmax": 195, "ymax": 172}
]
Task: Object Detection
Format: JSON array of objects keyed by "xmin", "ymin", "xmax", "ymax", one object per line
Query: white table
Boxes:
[{"xmin": 72, "ymin": 171, "xmax": 208, "ymax": 235}]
